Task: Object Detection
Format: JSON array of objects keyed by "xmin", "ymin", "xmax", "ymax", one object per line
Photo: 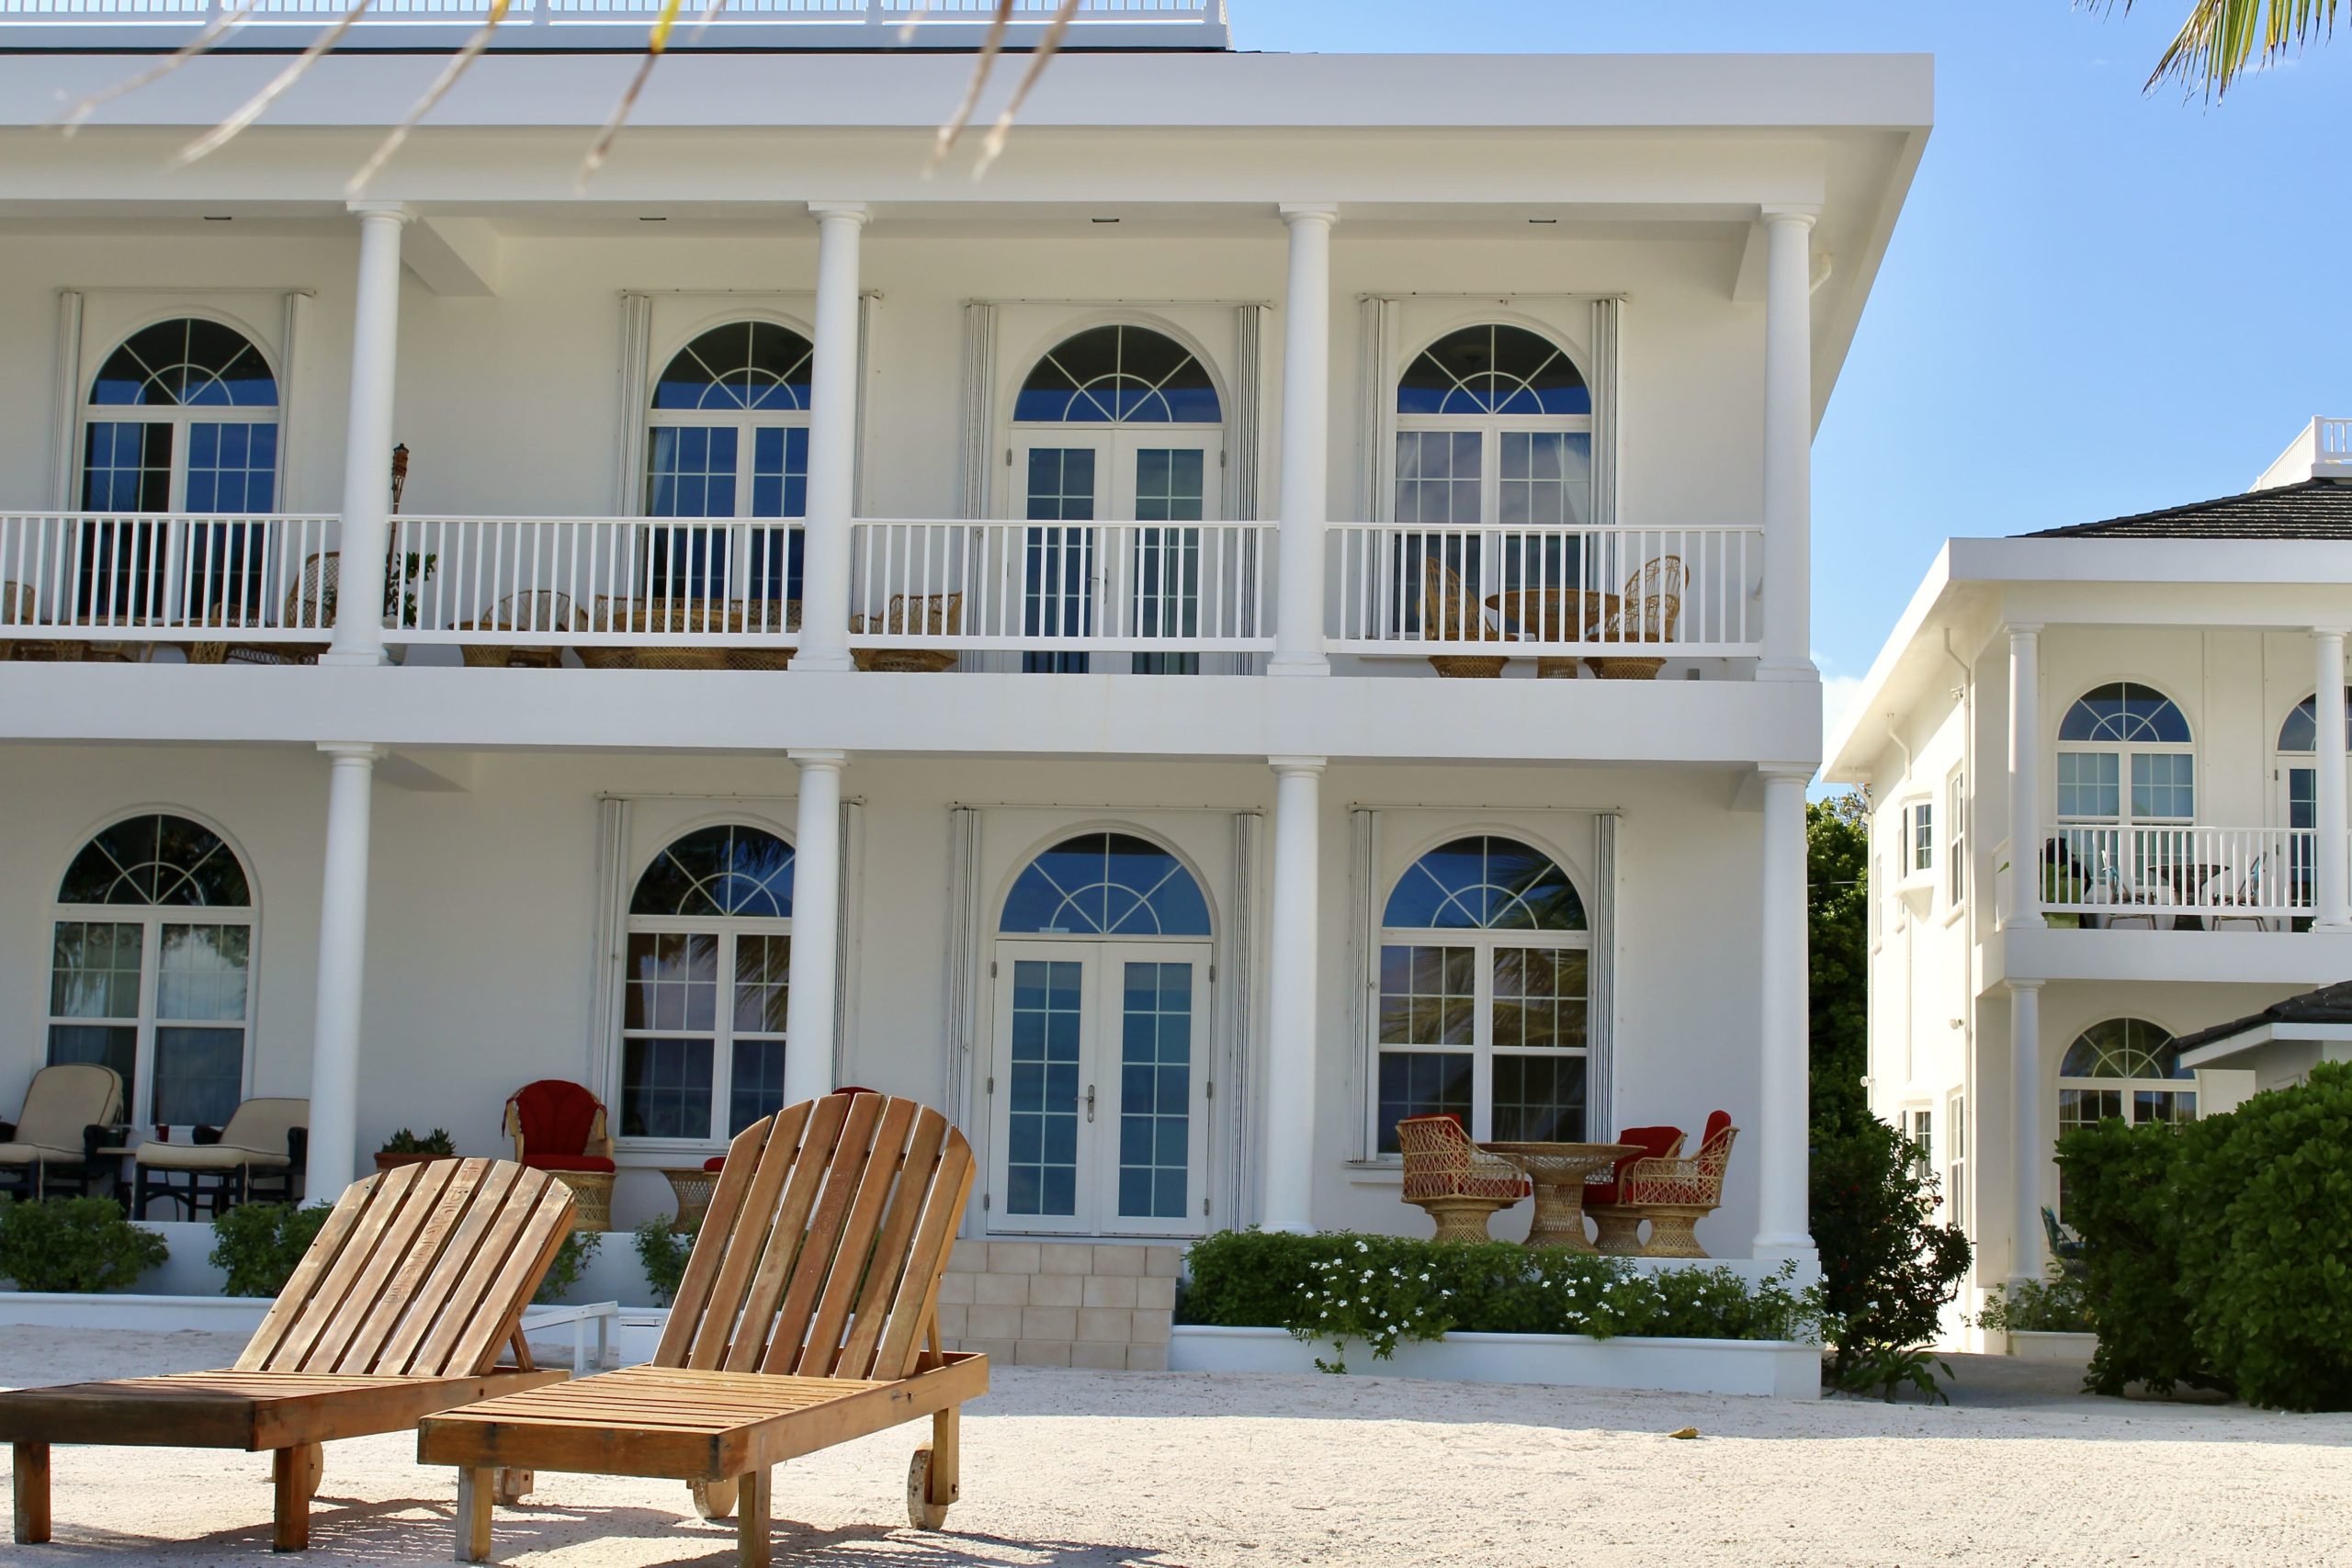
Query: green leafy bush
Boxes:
[
  {"xmin": 1811, "ymin": 1113, "xmax": 1972, "ymax": 1395},
  {"xmin": 0, "ymin": 1198, "xmax": 168, "ymax": 1293},
  {"xmin": 208, "ymin": 1203, "xmax": 333, "ymax": 1298},
  {"xmin": 379, "ymin": 1128, "xmax": 456, "ymax": 1156},
  {"xmin": 2055, "ymin": 1115, "xmax": 2223, "ymax": 1396},
  {"xmin": 532, "ymin": 1230, "xmax": 601, "ymax": 1305},
  {"xmin": 1181, "ymin": 1230, "xmax": 1817, "ymax": 1371},
  {"xmin": 632, "ymin": 1219, "xmax": 695, "ymax": 1307},
  {"xmin": 1974, "ymin": 1266, "xmax": 2093, "ymax": 1336}
]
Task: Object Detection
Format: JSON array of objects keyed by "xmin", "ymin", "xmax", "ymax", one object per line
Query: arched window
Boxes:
[
  {"xmin": 2054, "ymin": 682, "xmax": 2195, "ymax": 893},
  {"xmin": 619, "ymin": 825, "xmax": 797, "ymax": 1143},
  {"xmin": 48, "ymin": 813, "xmax": 254, "ymax": 1128},
  {"xmin": 2057, "ymin": 1017, "xmax": 2193, "ymax": 1208},
  {"xmin": 1000, "ymin": 833, "xmax": 1212, "ymax": 937},
  {"xmin": 644, "ymin": 321, "xmax": 810, "ymax": 608},
  {"xmin": 2277, "ymin": 689, "xmax": 2352, "ymax": 754},
  {"xmin": 79, "ymin": 318, "xmax": 280, "ymax": 621},
  {"xmin": 1011, "ymin": 325, "xmax": 1225, "ymax": 674},
  {"xmin": 2276, "ymin": 690, "xmax": 2351, "ymax": 916},
  {"xmin": 1374, "ymin": 836, "xmax": 1589, "ymax": 1153}
]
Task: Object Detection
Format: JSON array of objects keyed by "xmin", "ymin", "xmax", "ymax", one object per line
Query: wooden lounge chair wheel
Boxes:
[
  {"xmin": 492, "ymin": 1468, "xmax": 534, "ymax": 1506},
  {"xmin": 907, "ymin": 1446, "xmax": 951, "ymax": 1529},
  {"xmin": 691, "ymin": 1477, "xmax": 740, "ymax": 1519}
]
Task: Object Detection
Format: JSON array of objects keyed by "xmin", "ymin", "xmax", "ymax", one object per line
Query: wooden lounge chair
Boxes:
[
  {"xmin": 419, "ymin": 1089, "xmax": 989, "ymax": 1568},
  {"xmin": 1, "ymin": 1157, "xmax": 574, "ymax": 1552},
  {"xmin": 0, "ymin": 1063, "xmax": 123, "ymax": 1201},
  {"xmin": 1396, "ymin": 1112, "xmax": 1530, "ymax": 1242}
]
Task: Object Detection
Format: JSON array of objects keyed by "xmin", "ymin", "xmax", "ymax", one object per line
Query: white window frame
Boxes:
[
  {"xmin": 1393, "ymin": 325, "xmax": 1594, "ymax": 531},
  {"xmin": 1895, "ymin": 797, "xmax": 1935, "ymax": 888},
  {"xmin": 2053, "ymin": 1017, "xmax": 2194, "ymax": 1213},
  {"xmin": 79, "ymin": 315, "xmax": 281, "ymax": 514},
  {"xmin": 1944, "ymin": 1090, "xmax": 1968, "ymax": 1233},
  {"xmin": 2053, "ymin": 684, "xmax": 2197, "ymax": 894},
  {"xmin": 643, "ymin": 318, "xmax": 815, "ymax": 525},
  {"xmin": 1945, "ymin": 769, "xmax": 1967, "ymax": 910}
]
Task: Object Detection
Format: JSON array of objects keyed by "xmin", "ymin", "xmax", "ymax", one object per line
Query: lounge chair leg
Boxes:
[
  {"xmin": 14, "ymin": 1442, "xmax": 51, "ymax": 1544},
  {"xmin": 931, "ymin": 1406, "xmax": 960, "ymax": 1506},
  {"xmin": 736, "ymin": 1468, "xmax": 771, "ymax": 1568},
  {"xmin": 455, "ymin": 1467, "xmax": 494, "ymax": 1563},
  {"xmin": 271, "ymin": 1446, "xmax": 315, "ymax": 1551}
]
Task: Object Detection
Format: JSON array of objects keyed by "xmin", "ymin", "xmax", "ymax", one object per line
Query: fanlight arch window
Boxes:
[
  {"xmin": 2056, "ymin": 1017, "xmax": 2193, "ymax": 1209},
  {"xmin": 2054, "ymin": 683, "xmax": 2196, "ymax": 895},
  {"xmin": 2277, "ymin": 689, "xmax": 2352, "ymax": 753},
  {"xmin": 1001, "ymin": 833, "xmax": 1212, "ymax": 938},
  {"xmin": 48, "ymin": 813, "xmax": 255, "ymax": 1128},
  {"xmin": 1397, "ymin": 324, "xmax": 1590, "ymax": 418},
  {"xmin": 619, "ymin": 825, "xmax": 797, "ymax": 1145},
  {"xmin": 644, "ymin": 321, "xmax": 810, "ymax": 608},
  {"xmin": 1014, "ymin": 326, "xmax": 1221, "ymax": 426},
  {"xmin": 1374, "ymin": 836, "xmax": 1590, "ymax": 1154},
  {"xmin": 2275, "ymin": 690, "xmax": 2351, "ymax": 911}
]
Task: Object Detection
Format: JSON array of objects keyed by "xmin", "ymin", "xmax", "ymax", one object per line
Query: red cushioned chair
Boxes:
[
  {"xmin": 1615, "ymin": 1110, "xmax": 1738, "ymax": 1258},
  {"xmin": 1582, "ymin": 1124, "xmax": 1685, "ymax": 1255},
  {"xmin": 700, "ymin": 1087, "xmax": 879, "ymax": 1174},
  {"xmin": 505, "ymin": 1079, "xmax": 616, "ymax": 1231},
  {"xmin": 1396, "ymin": 1113, "xmax": 1531, "ymax": 1244}
]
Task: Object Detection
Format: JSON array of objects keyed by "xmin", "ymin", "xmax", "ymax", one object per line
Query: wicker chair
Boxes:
[
  {"xmin": 504, "ymin": 1079, "xmax": 616, "ymax": 1232},
  {"xmin": 1586, "ymin": 555, "xmax": 1685, "ymax": 680},
  {"xmin": 223, "ymin": 552, "xmax": 336, "ymax": 666},
  {"xmin": 1420, "ymin": 557, "xmax": 1515, "ymax": 678},
  {"xmin": 0, "ymin": 580, "xmax": 30, "ymax": 662},
  {"xmin": 725, "ymin": 599, "xmax": 798, "ymax": 671},
  {"xmin": 853, "ymin": 592, "xmax": 963, "ymax": 672},
  {"xmin": 1581, "ymin": 1125, "xmax": 1686, "ymax": 1255},
  {"xmin": 457, "ymin": 591, "xmax": 588, "ymax": 669},
  {"xmin": 1396, "ymin": 1113, "xmax": 1531, "ymax": 1242},
  {"xmin": 1611, "ymin": 1110, "xmax": 1736, "ymax": 1258}
]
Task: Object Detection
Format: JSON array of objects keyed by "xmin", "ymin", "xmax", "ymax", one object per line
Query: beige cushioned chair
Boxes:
[
  {"xmin": 134, "ymin": 1096, "xmax": 308, "ymax": 1218},
  {"xmin": 0, "ymin": 1064, "xmax": 124, "ymax": 1200}
]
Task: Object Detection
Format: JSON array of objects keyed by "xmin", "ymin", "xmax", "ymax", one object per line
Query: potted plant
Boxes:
[
  {"xmin": 373, "ymin": 1127, "xmax": 457, "ymax": 1173},
  {"xmin": 2040, "ymin": 859, "xmax": 2086, "ymax": 930}
]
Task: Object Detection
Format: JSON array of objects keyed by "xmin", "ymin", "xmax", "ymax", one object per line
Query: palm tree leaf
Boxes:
[
  {"xmin": 345, "ymin": 0, "xmax": 514, "ymax": 196},
  {"xmin": 175, "ymin": 0, "xmax": 377, "ymax": 166},
  {"xmin": 2098, "ymin": 0, "xmax": 2338, "ymax": 97},
  {"xmin": 976, "ymin": 0, "xmax": 1080, "ymax": 175},
  {"xmin": 52, "ymin": 0, "xmax": 260, "ymax": 137},
  {"xmin": 579, "ymin": 0, "xmax": 692, "ymax": 186},
  {"xmin": 928, "ymin": 0, "xmax": 1014, "ymax": 174}
]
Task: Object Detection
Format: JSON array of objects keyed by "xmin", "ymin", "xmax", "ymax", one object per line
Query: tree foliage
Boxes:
[
  {"xmin": 1808, "ymin": 793, "xmax": 1871, "ymax": 1131},
  {"xmin": 2098, "ymin": 0, "xmax": 2338, "ymax": 97}
]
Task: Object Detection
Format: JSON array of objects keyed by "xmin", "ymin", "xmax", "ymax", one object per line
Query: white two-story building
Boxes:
[
  {"xmin": 0, "ymin": 6, "xmax": 1930, "ymax": 1299},
  {"xmin": 1827, "ymin": 419, "xmax": 2352, "ymax": 1339}
]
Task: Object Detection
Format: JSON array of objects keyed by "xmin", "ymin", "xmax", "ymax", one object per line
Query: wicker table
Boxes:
[
  {"xmin": 1478, "ymin": 1141, "xmax": 1638, "ymax": 1251},
  {"xmin": 660, "ymin": 1166, "xmax": 718, "ymax": 1233},
  {"xmin": 1482, "ymin": 590, "xmax": 1622, "ymax": 678}
]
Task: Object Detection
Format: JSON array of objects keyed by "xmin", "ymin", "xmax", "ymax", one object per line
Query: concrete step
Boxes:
[{"xmin": 937, "ymin": 1239, "xmax": 1182, "ymax": 1371}]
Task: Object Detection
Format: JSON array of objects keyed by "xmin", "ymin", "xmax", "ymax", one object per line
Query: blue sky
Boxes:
[{"xmin": 1235, "ymin": 2, "xmax": 2352, "ymax": 732}]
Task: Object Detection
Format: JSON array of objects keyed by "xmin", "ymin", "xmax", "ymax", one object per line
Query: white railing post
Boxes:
[
  {"xmin": 797, "ymin": 202, "xmax": 868, "ymax": 672},
  {"xmin": 325, "ymin": 202, "xmax": 411, "ymax": 667},
  {"xmin": 1270, "ymin": 204, "xmax": 1336, "ymax": 676},
  {"xmin": 1758, "ymin": 205, "xmax": 1816, "ymax": 681},
  {"xmin": 2007, "ymin": 626, "xmax": 2045, "ymax": 929},
  {"xmin": 2317, "ymin": 629, "xmax": 2351, "ymax": 931}
]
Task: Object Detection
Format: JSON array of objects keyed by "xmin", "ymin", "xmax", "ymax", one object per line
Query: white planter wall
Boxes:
[{"xmin": 1170, "ymin": 1325, "xmax": 1820, "ymax": 1400}]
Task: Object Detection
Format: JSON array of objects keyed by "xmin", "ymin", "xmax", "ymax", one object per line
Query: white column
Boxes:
[
  {"xmin": 797, "ymin": 202, "xmax": 869, "ymax": 672},
  {"xmin": 1758, "ymin": 206, "xmax": 1817, "ymax": 681},
  {"xmin": 2008, "ymin": 979, "xmax": 2046, "ymax": 1288},
  {"xmin": 783, "ymin": 750, "xmax": 846, "ymax": 1104},
  {"xmin": 323, "ymin": 203, "xmax": 411, "ymax": 667},
  {"xmin": 1260, "ymin": 757, "xmax": 1325, "ymax": 1231},
  {"xmin": 2008, "ymin": 626, "xmax": 2045, "ymax": 928},
  {"xmin": 1269, "ymin": 205, "xmax": 1337, "ymax": 676},
  {"xmin": 303, "ymin": 744, "xmax": 380, "ymax": 1201},
  {"xmin": 1752, "ymin": 767, "xmax": 1816, "ymax": 1260},
  {"xmin": 2314, "ymin": 629, "xmax": 2351, "ymax": 931}
]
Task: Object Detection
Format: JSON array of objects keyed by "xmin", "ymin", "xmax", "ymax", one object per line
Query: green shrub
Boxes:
[
  {"xmin": 379, "ymin": 1128, "xmax": 456, "ymax": 1156},
  {"xmin": 532, "ymin": 1230, "xmax": 601, "ymax": 1305},
  {"xmin": 1975, "ymin": 1265, "xmax": 2094, "ymax": 1336},
  {"xmin": 632, "ymin": 1219, "xmax": 695, "ymax": 1307},
  {"xmin": 208, "ymin": 1203, "xmax": 333, "ymax": 1298},
  {"xmin": 2055, "ymin": 1114, "xmax": 2224, "ymax": 1396},
  {"xmin": 1180, "ymin": 1230, "xmax": 1817, "ymax": 1371},
  {"xmin": 1810, "ymin": 1113, "xmax": 1973, "ymax": 1395},
  {"xmin": 0, "ymin": 1198, "xmax": 168, "ymax": 1292}
]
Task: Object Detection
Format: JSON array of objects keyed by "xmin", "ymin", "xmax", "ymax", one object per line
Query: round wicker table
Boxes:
[
  {"xmin": 1478, "ymin": 1142, "xmax": 1638, "ymax": 1252},
  {"xmin": 660, "ymin": 1167, "xmax": 718, "ymax": 1233}
]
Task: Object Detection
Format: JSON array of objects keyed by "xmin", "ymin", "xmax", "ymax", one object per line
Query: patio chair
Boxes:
[
  {"xmin": 0, "ymin": 579, "xmax": 31, "ymax": 661},
  {"xmin": 1396, "ymin": 1113, "xmax": 1530, "ymax": 1242},
  {"xmin": 1586, "ymin": 555, "xmax": 1684, "ymax": 680},
  {"xmin": 1581, "ymin": 1124, "xmax": 1686, "ymax": 1255},
  {"xmin": 419, "ymin": 1089, "xmax": 989, "ymax": 1568},
  {"xmin": 505, "ymin": 1079, "xmax": 616, "ymax": 1232},
  {"xmin": 0, "ymin": 1064, "xmax": 124, "ymax": 1201},
  {"xmin": 1419, "ymin": 558, "xmax": 1515, "ymax": 678},
  {"xmin": 1613, "ymin": 1111, "xmax": 1737, "ymax": 1258},
  {"xmin": 853, "ymin": 592, "xmax": 963, "ymax": 672},
  {"xmin": 1, "ymin": 1157, "xmax": 573, "ymax": 1551},
  {"xmin": 724, "ymin": 599, "xmax": 799, "ymax": 671},
  {"xmin": 582, "ymin": 596, "xmax": 733, "ymax": 671},
  {"xmin": 458, "ymin": 591, "xmax": 587, "ymax": 669},
  {"xmin": 697, "ymin": 1087, "xmax": 882, "ymax": 1179},
  {"xmin": 132, "ymin": 1096, "xmax": 307, "ymax": 1220},
  {"xmin": 223, "ymin": 552, "xmax": 336, "ymax": 666},
  {"xmin": 2204, "ymin": 855, "xmax": 2272, "ymax": 933}
]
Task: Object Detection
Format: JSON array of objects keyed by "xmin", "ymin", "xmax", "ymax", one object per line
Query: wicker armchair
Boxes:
[
  {"xmin": 1581, "ymin": 1124, "xmax": 1687, "ymax": 1255},
  {"xmin": 504, "ymin": 1079, "xmax": 616, "ymax": 1232},
  {"xmin": 1396, "ymin": 1113, "xmax": 1531, "ymax": 1242},
  {"xmin": 1587, "ymin": 555, "xmax": 1685, "ymax": 680},
  {"xmin": 0, "ymin": 580, "xmax": 30, "ymax": 662},
  {"xmin": 1420, "ymin": 557, "xmax": 1515, "ymax": 678},
  {"xmin": 582, "ymin": 597, "xmax": 797, "ymax": 671},
  {"xmin": 457, "ymin": 591, "xmax": 588, "ymax": 669},
  {"xmin": 852, "ymin": 592, "xmax": 963, "ymax": 672},
  {"xmin": 223, "ymin": 552, "xmax": 336, "ymax": 666},
  {"xmin": 1611, "ymin": 1110, "xmax": 1736, "ymax": 1257}
]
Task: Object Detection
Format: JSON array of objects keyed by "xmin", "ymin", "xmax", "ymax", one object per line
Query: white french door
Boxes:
[{"xmin": 988, "ymin": 940, "xmax": 1211, "ymax": 1237}]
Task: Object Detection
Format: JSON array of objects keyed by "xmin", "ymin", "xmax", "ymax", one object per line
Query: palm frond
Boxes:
[
  {"xmin": 345, "ymin": 0, "xmax": 512, "ymax": 196},
  {"xmin": 175, "ymin": 0, "xmax": 375, "ymax": 166},
  {"xmin": 927, "ymin": 0, "xmax": 1013, "ymax": 175},
  {"xmin": 975, "ymin": 0, "xmax": 1079, "ymax": 175},
  {"xmin": 579, "ymin": 0, "xmax": 691, "ymax": 186},
  {"xmin": 2097, "ymin": 0, "xmax": 2338, "ymax": 96},
  {"xmin": 52, "ymin": 0, "xmax": 259, "ymax": 137}
]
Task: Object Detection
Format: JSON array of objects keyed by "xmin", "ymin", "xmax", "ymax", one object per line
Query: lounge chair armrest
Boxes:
[
  {"xmin": 288, "ymin": 1126, "xmax": 308, "ymax": 1169},
  {"xmin": 194, "ymin": 1124, "xmax": 225, "ymax": 1145},
  {"xmin": 83, "ymin": 1123, "xmax": 110, "ymax": 1162},
  {"xmin": 0, "ymin": 1120, "xmax": 15, "ymax": 1142}
]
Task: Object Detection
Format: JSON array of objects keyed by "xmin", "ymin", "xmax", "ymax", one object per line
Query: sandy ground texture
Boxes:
[{"xmin": 6, "ymin": 1327, "xmax": 2351, "ymax": 1567}]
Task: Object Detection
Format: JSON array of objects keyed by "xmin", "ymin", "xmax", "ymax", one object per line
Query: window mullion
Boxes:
[
  {"xmin": 135, "ymin": 911, "xmax": 163, "ymax": 1127},
  {"xmin": 713, "ymin": 930, "xmax": 736, "ymax": 1143},
  {"xmin": 1471, "ymin": 935, "xmax": 1494, "ymax": 1143}
]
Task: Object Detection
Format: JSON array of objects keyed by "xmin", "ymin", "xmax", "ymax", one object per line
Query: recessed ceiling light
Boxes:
[
  {"xmin": 1528, "ymin": 217, "xmax": 1558, "ymax": 225},
  {"xmin": 639, "ymin": 215, "xmax": 668, "ymax": 222},
  {"xmin": 1091, "ymin": 217, "xmax": 1121, "ymax": 225},
  {"xmin": 202, "ymin": 215, "xmax": 232, "ymax": 222}
]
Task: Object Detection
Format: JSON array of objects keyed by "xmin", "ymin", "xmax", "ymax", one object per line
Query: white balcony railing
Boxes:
[
  {"xmin": 391, "ymin": 516, "xmax": 804, "ymax": 649},
  {"xmin": 1327, "ymin": 524, "xmax": 1764, "ymax": 658},
  {"xmin": 849, "ymin": 520, "xmax": 1274, "ymax": 655},
  {"xmin": 0, "ymin": 513, "xmax": 339, "ymax": 649},
  {"xmin": 2038, "ymin": 824, "xmax": 2316, "ymax": 923}
]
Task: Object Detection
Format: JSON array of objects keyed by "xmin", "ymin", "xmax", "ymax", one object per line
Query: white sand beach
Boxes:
[{"xmin": 7, "ymin": 1327, "xmax": 2351, "ymax": 1566}]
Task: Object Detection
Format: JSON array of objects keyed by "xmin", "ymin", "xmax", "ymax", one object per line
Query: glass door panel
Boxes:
[
  {"xmin": 1109, "ymin": 956, "xmax": 1204, "ymax": 1227},
  {"xmin": 1022, "ymin": 446, "xmax": 1099, "ymax": 673},
  {"xmin": 1128, "ymin": 447, "xmax": 1207, "ymax": 675},
  {"xmin": 1001, "ymin": 954, "xmax": 1086, "ymax": 1224}
]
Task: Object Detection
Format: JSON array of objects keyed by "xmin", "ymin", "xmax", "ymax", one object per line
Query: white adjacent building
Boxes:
[
  {"xmin": 1826, "ymin": 419, "xmax": 2352, "ymax": 1340},
  {"xmin": 0, "ymin": 6, "xmax": 1933, "ymax": 1277}
]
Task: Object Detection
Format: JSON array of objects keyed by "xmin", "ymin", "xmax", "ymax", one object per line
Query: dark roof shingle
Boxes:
[
  {"xmin": 2020, "ymin": 478, "xmax": 2352, "ymax": 540},
  {"xmin": 2170, "ymin": 979, "xmax": 2352, "ymax": 1055}
]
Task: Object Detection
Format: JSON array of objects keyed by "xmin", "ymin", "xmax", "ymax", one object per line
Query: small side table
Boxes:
[
  {"xmin": 660, "ymin": 1167, "xmax": 718, "ymax": 1233},
  {"xmin": 1478, "ymin": 1142, "xmax": 1638, "ymax": 1252}
]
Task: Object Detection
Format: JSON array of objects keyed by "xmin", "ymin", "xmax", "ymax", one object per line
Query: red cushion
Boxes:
[
  {"xmin": 510, "ymin": 1079, "xmax": 603, "ymax": 1158},
  {"xmin": 834, "ymin": 1085, "xmax": 879, "ymax": 1098},
  {"xmin": 1701, "ymin": 1109, "xmax": 1735, "ymax": 1149},
  {"xmin": 523, "ymin": 1154, "xmax": 616, "ymax": 1174},
  {"xmin": 1589, "ymin": 1124, "xmax": 1683, "ymax": 1206},
  {"xmin": 701, "ymin": 1088, "xmax": 880, "ymax": 1173},
  {"xmin": 703, "ymin": 1156, "xmax": 727, "ymax": 1173}
]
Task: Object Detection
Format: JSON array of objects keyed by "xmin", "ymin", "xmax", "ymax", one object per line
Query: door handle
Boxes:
[{"xmin": 1086, "ymin": 1084, "xmax": 1096, "ymax": 1123}]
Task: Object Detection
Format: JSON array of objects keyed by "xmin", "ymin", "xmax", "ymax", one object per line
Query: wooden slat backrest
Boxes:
[
  {"xmin": 234, "ymin": 1157, "xmax": 574, "ymax": 1378},
  {"xmin": 653, "ymin": 1092, "xmax": 973, "ymax": 1382}
]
